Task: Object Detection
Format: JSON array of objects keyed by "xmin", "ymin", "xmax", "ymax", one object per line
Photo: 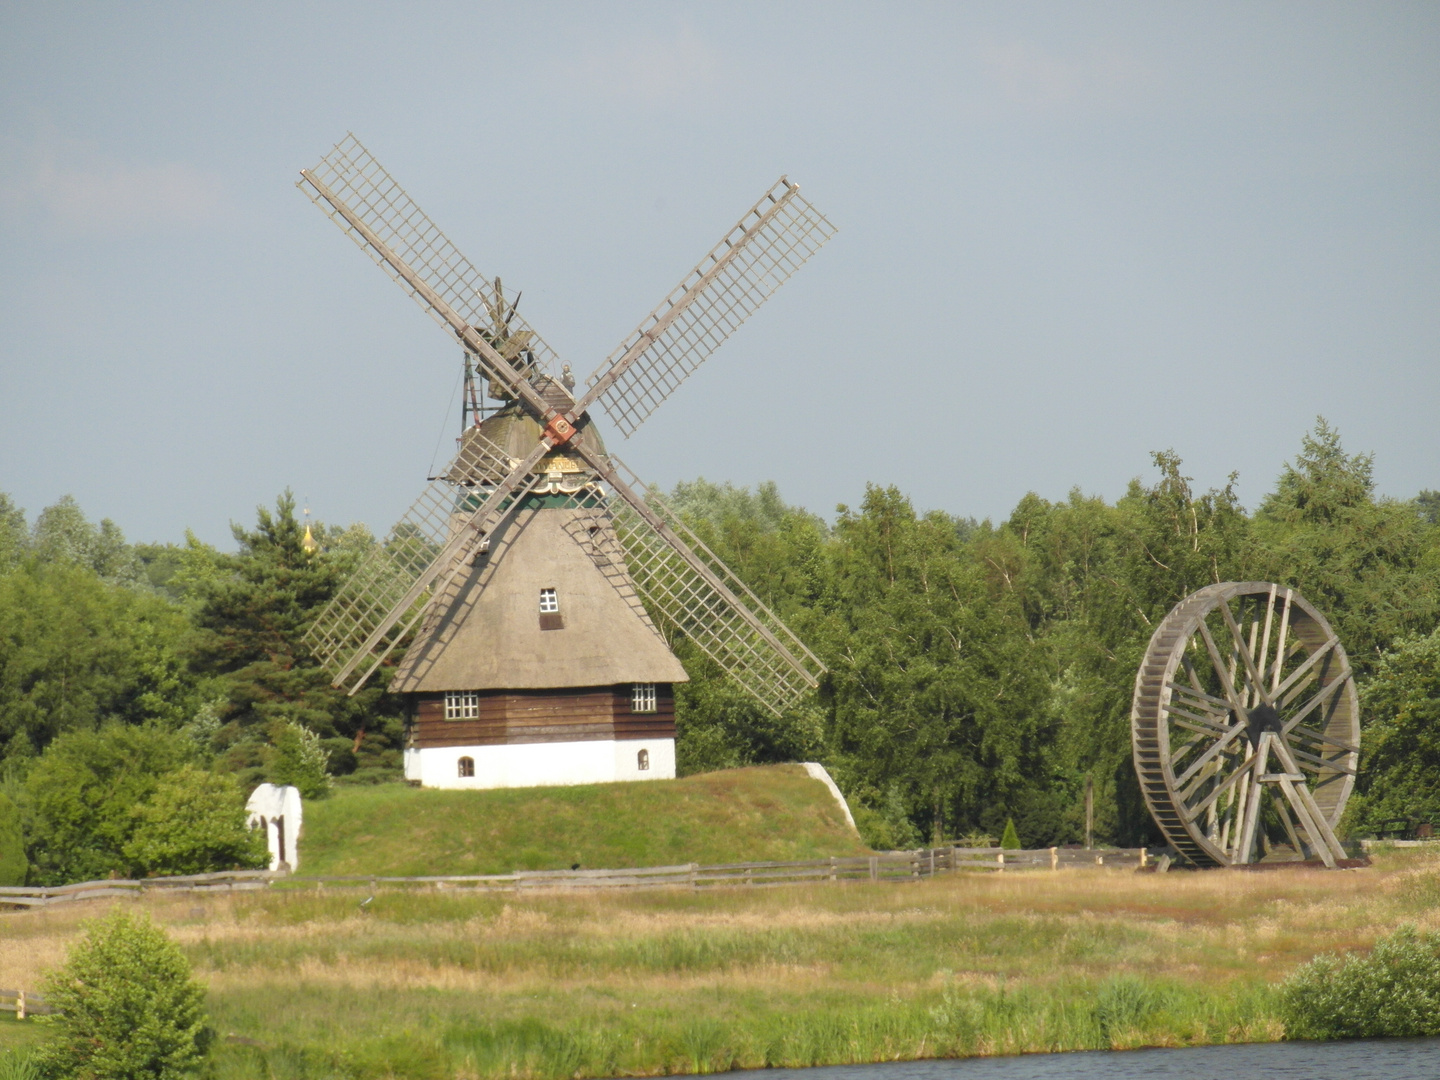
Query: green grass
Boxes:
[
  {"xmin": 9, "ymin": 820, "xmax": 1438, "ymax": 1079},
  {"xmin": 297, "ymin": 764, "xmax": 868, "ymax": 877},
  {"xmin": 15, "ymin": 852, "xmax": 1437, "ymax": 1078}
]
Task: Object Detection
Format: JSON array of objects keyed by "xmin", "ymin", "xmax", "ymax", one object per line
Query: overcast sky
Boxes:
[{"xmin": 1, "ymin": 3, "xmax": 1436, "ymax": 547}]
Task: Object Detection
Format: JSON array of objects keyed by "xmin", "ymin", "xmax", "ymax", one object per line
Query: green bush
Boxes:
[
  {"xmin": 266, "ymin": 721, "xmax": 331, "ymax": 799},
  {"xmin": 1000, "ymin": 818, "xmax": 1021, "ymax": 849},
  {"xmin": 35, "ymin": 908, "xmax": 211, "ymax": 1079},
  {"xmin": 123, "ymin": 765, "xmax": 268, "ymax": 877},
  {"xmin": 1281, "ymin": 926, "xmax": 1440, "ymax": 1039}
]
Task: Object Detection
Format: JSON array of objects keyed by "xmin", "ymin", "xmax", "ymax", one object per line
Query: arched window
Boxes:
[
  {"xmin": 637, "ymin": 748, "xmax": 650, "ymax": 771},
  {"xmin": 458, "ymin": 756, "xmax": 475, "ymax": 778}
]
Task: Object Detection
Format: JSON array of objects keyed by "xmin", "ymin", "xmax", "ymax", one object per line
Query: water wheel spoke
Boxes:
[
  {"xmin": 1274, "ymin": 636, "xmax": 1338, "ymax": 702},
  {"xmin": 1287, "ymin": 721, "xmax": 1359, "ymax": 755},
  {"xmin": 1167, "ymin": 679, "xmax": 1232, "ymax": 712},
  {"xmin": 1218, "ymin": 598, "xmax": 1271, "ymax": 706},
  {"xmin": 1286, "ymin": 742, "xmax": 1357, "ymax": 776},
  {"xmin": 1197, "ymin": 620, "xmax": 1249, "ymax": 717},
  {"xmin": 1167, "ymin": 703, "xmax": 1231, "ymax": 733},
  {"xmin": 1280, "ymin": 669, "xmax": 1352, "ymax": 734},
  {"xmin": 1267, "ymin": 589, "xmax": 1293, "ymax": 693},
  {"xmin": 1174, "ymin": 721, "xmax": 1248, "ymax": 789},
  {"xmin": 1182, "ymin": 744, "xmax": 1256, "ymax": 820}
]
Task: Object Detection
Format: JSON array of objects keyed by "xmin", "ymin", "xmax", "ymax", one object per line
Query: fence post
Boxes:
[
  {"xmin": 869, "ymin": 856, "xmax": 877, "ymax": 881},
  {"xmin": 1050, "ymin": 846, "xmax": 1058, "ymax": 871},
  {"xmin": 1140, "ymin": 848, "xmax": 1148, "ymax": 869},
  {"xmin": 830, "ymin": 856, "xmax": 837, "ymax": 882},
  {"xmin": 16, "ymin": 990, "xmax": 25, "ymax": 1021},
  {"xmin": 997, "ymin": 851, "xmax": 1005, "ymax": 873},
  {"xmin": 929, "ymin": 848, "xmax": 935, "ymax": 878},
  {"xmin": 1096, "ymin": 855, "xmax": 1104, "ymax": 866},
  {"xmin": 690, "ymin": 863, "xmax": 698, "ymax": 890}
]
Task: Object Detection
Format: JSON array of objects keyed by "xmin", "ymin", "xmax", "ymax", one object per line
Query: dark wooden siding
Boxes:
[{"xmin": 411, "ymin": 684, "xmax": 674, "ymax": 748}]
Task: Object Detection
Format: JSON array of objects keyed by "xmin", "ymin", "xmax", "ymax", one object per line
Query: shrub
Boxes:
[
  {"xmin": 123, "ymin": 765, "xmax": 269, "ymax": 877},
  {"xmin": 35, "ymin": 908, "xmax": 211, "ymax": 1079},
  {"xmin": 1281, "ymin": 926, "xmax": 1440, "ymax": 1039},
  {"xmin": 267, "ymin": 720, "xmax": 331, "ymax": 799},
  {"xmin": 23, "ymin": 723, "xmax": 189, "ymax": 885},
  {"xmin": 1000, "ymin": 818, "xmax": 1021, "ymax": 849}
]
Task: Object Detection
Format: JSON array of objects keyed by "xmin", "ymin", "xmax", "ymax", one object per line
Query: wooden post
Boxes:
[
  {"xmin": 1050, "ymin": 846, "xmax": 1058, "ymax": 871},
  {"xmin": 1140, "ymin": 848, "xmax": 1148, "ymax": 869},
  {"xmin": 16, "ymin": 990, "xmax": 24, "ymax": 1021},
  {"xmin": 830, "ymin": 856, "xmax": 837, "ymax": 882},
  {"xmin": 929, "ymin": 848, "xmax": 936, "ymax": 878},
  {"xmin": 869, "ymin": 856, "xmax": 877, "ymax": 881},
  {"xmin": 997, "ymin": 851, "xmax": 1005, "ymax": 873},
  {"xmin": 1085, "ymin": 774, "xmax": 1094, "ymax": 852}
]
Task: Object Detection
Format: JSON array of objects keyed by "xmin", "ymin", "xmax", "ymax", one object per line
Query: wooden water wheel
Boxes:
[{"xmin": 1131, "ymin": 582, "xmax": 1359, "ymax": 867}]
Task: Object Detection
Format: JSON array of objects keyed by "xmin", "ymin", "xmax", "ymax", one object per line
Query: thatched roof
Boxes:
[{"xmin": 391, "ymin": 506, "xmax": 689, "ymax": 692}]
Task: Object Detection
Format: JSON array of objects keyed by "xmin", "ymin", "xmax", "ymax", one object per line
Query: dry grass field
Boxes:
[{"xmin": 3, "ymin": 847, "xmax": 1438, "ymax": 1079}]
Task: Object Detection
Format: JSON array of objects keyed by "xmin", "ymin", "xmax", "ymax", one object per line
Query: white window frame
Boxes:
[
  {"xmin": 444, "ymin": 690, "xmax": 479, "ymax": 720},
  {"xmin": 539, "ymin": 588, "xmax": 559, "ymax": 613},
  {"xmin": 632, "ymin": 683, "xmax": 657, "ymax": 714}
]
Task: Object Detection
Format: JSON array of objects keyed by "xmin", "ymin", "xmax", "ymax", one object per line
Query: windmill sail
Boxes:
[
  {"xmin": 302, "ymin": 430, "xmax": 539, "ymax": 690},
  {"xmin": 578, "ymin": 458, "xmax": 823, "ymax": 715},
  {"xmin": 298, "ymin": 133, "xmax": 560, "ymax": 384},
  {"xmin": 583, "ymin": 177, "xmax": 837, "ymax": 437}
]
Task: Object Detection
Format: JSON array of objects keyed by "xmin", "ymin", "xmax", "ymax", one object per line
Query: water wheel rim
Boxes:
[{"xmin": 1131, "ymin": 582, "xmax": 1359, "ymax": 867}]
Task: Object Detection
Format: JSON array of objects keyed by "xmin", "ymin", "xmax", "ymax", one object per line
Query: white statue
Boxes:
[{"xmin": 246, "ymin": 784, "xmax": 303, "ymax": 871}]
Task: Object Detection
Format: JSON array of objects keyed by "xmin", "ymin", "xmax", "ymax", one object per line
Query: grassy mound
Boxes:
[{"xmin": 299, "ymin": 764, "xmax": 867, "ymax": 876}]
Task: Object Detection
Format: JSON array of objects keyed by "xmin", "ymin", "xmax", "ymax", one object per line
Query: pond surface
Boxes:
[{"xmin": 756, "ymin": 1038, "xmax": 1440, "ymax": 1080}]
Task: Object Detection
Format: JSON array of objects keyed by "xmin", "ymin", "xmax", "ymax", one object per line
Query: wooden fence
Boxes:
[
  {"xmin": 0, "ymin": 847, "xmax": 1155, "ymax": 910},
  {"xmin": 0, "ymin": 987, "xmax": 57, "ymax": 1019},
  {"xmin": 0, "ymin": 870, "xmax": 275, "ymax": 909}
]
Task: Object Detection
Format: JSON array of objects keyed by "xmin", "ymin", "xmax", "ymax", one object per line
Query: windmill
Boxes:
[{"xmin": 298, "ymin": 135, "xmax": 835, "ymax": 789}]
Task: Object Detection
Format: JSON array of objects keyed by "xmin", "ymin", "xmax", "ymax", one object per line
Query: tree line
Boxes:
[{"xmin": 0, "ymin": 419, "xmax": 1436, "ymax": 881}]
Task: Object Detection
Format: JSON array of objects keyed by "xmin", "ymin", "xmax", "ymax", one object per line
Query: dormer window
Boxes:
[{"xmin": 632, "ymin": 683, "xmax": 657, "ymax": 714}]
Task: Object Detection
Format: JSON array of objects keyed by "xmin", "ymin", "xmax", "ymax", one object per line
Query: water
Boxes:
[{"xmin": 756, "ymin": 1038, "xmax": 1440, "ymax": 1080}]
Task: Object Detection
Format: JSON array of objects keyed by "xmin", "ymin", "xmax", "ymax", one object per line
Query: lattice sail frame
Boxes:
[
  {"xmin": 587, "ymin": 177, "xmax": 837, "ymax": 437},
  {"xmin": 597, "ymin": 458, "xmax": 822, "ymax": 714},
  {"xmin": 1131, "ymin": 582, "xmax": 1359, "ymax": 868},
  {"xmin": 303, "ymin": 429, "xmax": 532, "ymax": 687},
  {"xmin": 298, "ymin": 134, "xmax": 560, "ymax": 383}
]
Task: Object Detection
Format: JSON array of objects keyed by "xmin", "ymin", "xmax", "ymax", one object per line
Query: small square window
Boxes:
[
  {"xmin": 539, "ymin": 588, "xmax": 559, "ymax": 613},
  {"xmin": 445, "ymin": 691, "xmax": 479, "ymax": 720},
  {"xmin": 632, "ymin": 683, "xmax": 657, "ymax": 714}
]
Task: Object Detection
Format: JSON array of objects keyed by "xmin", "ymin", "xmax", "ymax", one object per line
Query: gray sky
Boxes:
[{"xmin": 2, "ymin": 3, "xmax": 1436, "ymax": 547}]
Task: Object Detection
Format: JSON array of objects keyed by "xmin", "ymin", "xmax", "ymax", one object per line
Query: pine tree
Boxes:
[
  {"xmin": 188, "ymin": 492, "xmax": 403, "ymax": 785},
  {"xmin": 1000, "ymin": 818, "xmax": 1021, "ymax": 849}
]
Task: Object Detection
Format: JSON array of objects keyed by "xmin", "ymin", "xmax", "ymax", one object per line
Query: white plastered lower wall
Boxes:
[{"xmin": 406, "ymin": 738, "xmax": 675, "ymax": 790}]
